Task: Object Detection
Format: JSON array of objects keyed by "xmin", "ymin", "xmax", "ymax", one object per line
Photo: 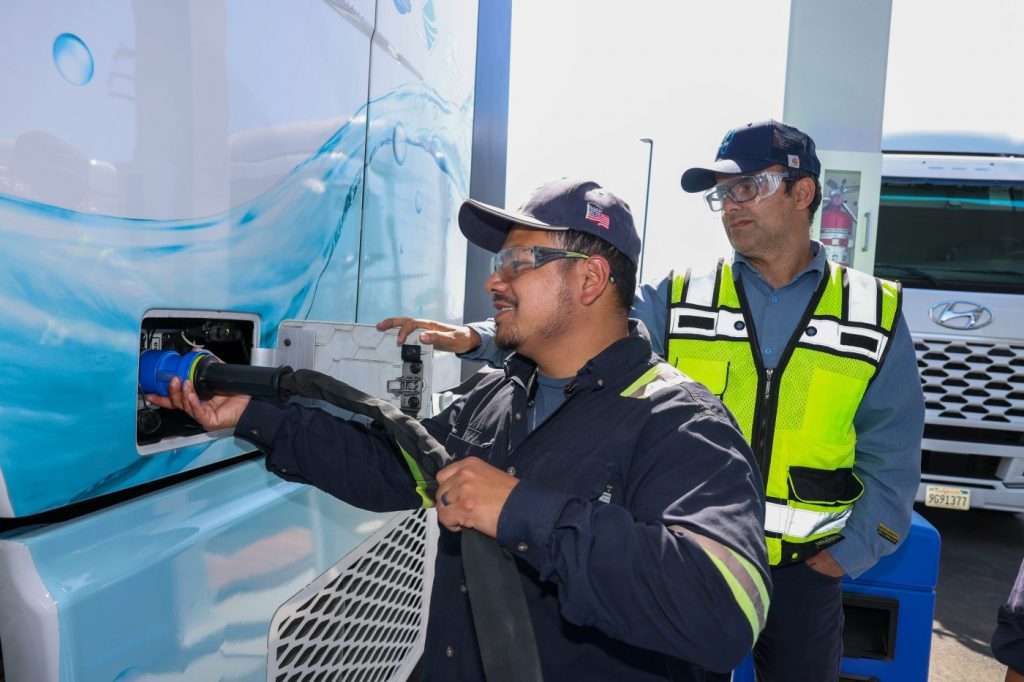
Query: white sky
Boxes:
[{"xmin": 504, "ymin": 0, "xmax": 1024, "ymax": 283}]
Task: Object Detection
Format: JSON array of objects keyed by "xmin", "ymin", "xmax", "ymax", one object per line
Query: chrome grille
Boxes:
[
  {"xmin": 269, "ymin": 509, "xmax": 430, "ymax": 682},
  {"xmin": 915, "ymin": 337, "xmax": 1024, "ymax": 425}
]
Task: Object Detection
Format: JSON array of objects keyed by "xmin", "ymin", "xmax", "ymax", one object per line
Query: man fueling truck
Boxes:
[{"xmin": 4, "ymin": 1, "xmax": 1010, "ymax": 680}]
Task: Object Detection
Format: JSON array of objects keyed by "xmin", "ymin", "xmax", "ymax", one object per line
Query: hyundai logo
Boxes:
[{"xmin": 928, "ymin": 301, "xmax": 993, "ymax": 330}]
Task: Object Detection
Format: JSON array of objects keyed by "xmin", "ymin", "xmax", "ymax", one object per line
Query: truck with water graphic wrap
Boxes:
[
  {"xmin": 0, "ymin": 2, "xmax": 509, "ymax": 680},
  {"xmin": 874, "ymin": 132, "xmax": 1024, "ymax": 513}
]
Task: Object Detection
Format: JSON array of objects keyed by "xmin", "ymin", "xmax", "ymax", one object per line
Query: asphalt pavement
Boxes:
[{"xmin": 919, "ymin": 503, "xmax": 1024, "ymax": 681}]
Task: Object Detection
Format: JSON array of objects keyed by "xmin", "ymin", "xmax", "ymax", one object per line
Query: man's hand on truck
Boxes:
[{"xmin": 376, "ymin": 317, "xmax": 481, "ymax": 354}]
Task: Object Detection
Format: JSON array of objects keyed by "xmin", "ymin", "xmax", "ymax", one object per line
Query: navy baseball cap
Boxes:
[
  {"xmin": 459, "ymin": 178, "xmax": 642, "ymax": 266},
  {"xmin": 681, "ymin": 120, "xmax": 821, "ymax": 193}
]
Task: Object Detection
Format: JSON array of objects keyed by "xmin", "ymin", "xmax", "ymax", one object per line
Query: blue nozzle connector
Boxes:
[{"xmin": 139, "ymin": 349, "xmax": 213, "ymax": 397}]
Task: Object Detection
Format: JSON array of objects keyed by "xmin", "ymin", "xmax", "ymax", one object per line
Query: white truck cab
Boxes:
[{"xmin": 876, "ymin": 132, "xmax": 1024, "ymax": 512}]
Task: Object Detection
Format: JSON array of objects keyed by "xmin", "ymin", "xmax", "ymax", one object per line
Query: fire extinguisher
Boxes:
[{"xmin": 820, "ymin": 179, "xmax": 857, "ymax": 264}]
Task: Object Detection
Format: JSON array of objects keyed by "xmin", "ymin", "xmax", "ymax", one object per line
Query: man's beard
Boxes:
[{"xmin": 494, "ymin": 278, "xmax": 573, "ymax": 352}]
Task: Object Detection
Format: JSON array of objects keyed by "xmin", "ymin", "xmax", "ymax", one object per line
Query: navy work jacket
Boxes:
[{"xmin": 238, "ymin": 329, "xmax": 770, "ymax": 681}]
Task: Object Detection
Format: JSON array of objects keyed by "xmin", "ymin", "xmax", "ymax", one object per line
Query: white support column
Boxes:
[{"xmin": 783, "ymin": 0, "xmax": 893, "ymax": 273}]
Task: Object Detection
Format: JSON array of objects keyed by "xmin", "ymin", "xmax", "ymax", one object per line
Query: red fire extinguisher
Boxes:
[{"xmin": 820, "ymin": 179, "xmax": 857, "ymax": 264}]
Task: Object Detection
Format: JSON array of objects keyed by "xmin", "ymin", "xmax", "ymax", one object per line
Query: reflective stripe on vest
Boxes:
[
  {"xmin": 665, "ymin": 258, "xmax": 901, "ymax": 566},
  {"xmin": 764, "ymin": 500, "xmax": 852, "ymax": 538}
]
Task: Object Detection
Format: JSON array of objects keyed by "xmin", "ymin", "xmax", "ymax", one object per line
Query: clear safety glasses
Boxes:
[
  {"xmin": 703, "ymin": 171, "xmax": 787, "ymax": 212},
  {"xmin": 489, "ymin": 246, "xmax": 589, "ymax": 282}
]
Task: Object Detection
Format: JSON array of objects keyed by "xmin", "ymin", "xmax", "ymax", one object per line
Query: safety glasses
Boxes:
[
  {"xmin": 489, "ymin": 246, "xmax": 589, "ymax": 282},
  {"xmin": 703, "ymin": 171, "xmax": 787, "ymax": 212}
]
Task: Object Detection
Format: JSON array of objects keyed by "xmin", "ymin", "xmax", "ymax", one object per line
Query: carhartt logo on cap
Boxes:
[
  {"xmin": 719, "ymin": 130, "xmax": 735, "ymax": 157},
  {"xmin": 788, "ymin": 154, "xmax": 800, "ymax": 169},
  {"xmin": 585, "ymin": 203, "xmax": 610, "ymax": 229}
]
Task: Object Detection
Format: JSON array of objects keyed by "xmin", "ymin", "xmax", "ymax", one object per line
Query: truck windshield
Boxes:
[{"xmin": 874, "ymin": 180, "xmax": 1024, "ymax": 293}]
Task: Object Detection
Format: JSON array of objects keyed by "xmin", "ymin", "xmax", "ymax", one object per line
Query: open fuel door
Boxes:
[{"xmin": 274, "ymin": 321, "xmax": 435, "ymax": 420}]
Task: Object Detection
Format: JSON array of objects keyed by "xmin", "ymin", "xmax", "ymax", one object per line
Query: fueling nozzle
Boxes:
[{"xmin": 138, "ymin": 349, "xmax": 291, "ymax": 400}]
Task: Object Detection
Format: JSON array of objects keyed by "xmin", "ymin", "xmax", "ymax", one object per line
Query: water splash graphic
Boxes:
[
  {"xmin": 0, "ymin": 82, "xmax": 472, "ymax": 515},
  {"xmin": 422, "ymin": 0, "xmax": 438, "ymax": 51}
]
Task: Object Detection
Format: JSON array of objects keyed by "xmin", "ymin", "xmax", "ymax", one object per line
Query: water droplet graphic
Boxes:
[
  {"xmin": 415, "ymin": 191, "xmax": 423, "ymax": 213},
  {"xmin": 393, "ymin": 0, "xmax": 412, "ymax": 14},
  {"xmin": 392, "ymin": 123, "xmax": 407, "ymax": 165},
  {"xmin": 422, "ymin": 0, "xmax": 438, "ymax": 50},
  {"xmin": 53, "ymin": 33, "xmax": 94, "ymax": 86},
  {"xmin": 434, "ymin": 151, "xmax": 448, "ymax": 174}
]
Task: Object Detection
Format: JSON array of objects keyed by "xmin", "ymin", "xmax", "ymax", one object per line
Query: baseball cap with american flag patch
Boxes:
[{"xmin": 458, "ymin": 178, "xmax": 641, "ymax": 265}]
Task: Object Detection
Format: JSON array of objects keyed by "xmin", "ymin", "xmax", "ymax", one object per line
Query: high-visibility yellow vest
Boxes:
[{"xmin": 666, "ymin": 259, "xmax": 901, "ymax": 566}]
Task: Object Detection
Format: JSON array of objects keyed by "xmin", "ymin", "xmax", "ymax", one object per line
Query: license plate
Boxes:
[{"xmin": 925, "ymin": 485, "xmax": 971, "ymax": 510}]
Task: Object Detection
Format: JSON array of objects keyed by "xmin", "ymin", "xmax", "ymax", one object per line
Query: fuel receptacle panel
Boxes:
[{"xmin": 137, "ymin": 310, "xmax": 259, "ymax": 452}]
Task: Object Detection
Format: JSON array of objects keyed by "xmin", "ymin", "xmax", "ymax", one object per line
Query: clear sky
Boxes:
[{"xmin": 504, "ymin": 0, "xmax": 1024, "ymax": 283}]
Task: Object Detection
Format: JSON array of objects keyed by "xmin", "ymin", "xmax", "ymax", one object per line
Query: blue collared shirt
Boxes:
[{"xmin": 468, "ymin": 242, "xmax": 924, "ymax": 578}]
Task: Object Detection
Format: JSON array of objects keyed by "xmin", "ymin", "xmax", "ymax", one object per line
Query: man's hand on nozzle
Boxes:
[
  {"xmin": 376, "ymin": 317, "xmax": 481, "ymax": 354},
  {"xmin": 145, "ymin": 376, "xmax": 251, "ymax": 432}
]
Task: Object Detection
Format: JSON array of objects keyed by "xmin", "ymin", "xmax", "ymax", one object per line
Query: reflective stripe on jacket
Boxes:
[{"xmin": 665, "ymin": 258, "xmax": 901, "ymax": 566}]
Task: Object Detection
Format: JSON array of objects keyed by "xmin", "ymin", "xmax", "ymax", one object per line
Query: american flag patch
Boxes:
[{"xmin": 585, "ymin": 203, "xmax": 610, "ymax": 229}]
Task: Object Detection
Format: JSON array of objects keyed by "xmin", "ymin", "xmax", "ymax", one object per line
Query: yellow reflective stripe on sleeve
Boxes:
[
  {"xmin": 620, "ymin": 363, "xmax": 688, "ymax": 399},
  {"xmin": 398, "ymin": 443, "xmax": 434, "ymax": 508},
  {"xmin": 669, "ymin": 524, "xmax": 769, "ymax": 641}
]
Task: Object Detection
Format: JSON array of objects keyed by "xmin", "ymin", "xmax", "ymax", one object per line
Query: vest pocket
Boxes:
[
  {"xmin": 787, "ymin": 466, "xmax": 864, "ymax": 506},
  {"xmin": 803, "ymin": 367, "xmax": 869, "ymax": 439}
]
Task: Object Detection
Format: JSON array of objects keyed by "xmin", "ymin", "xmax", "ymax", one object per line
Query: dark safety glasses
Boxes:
[
  {"xmin": 489, "ymin": 246, "xmax": 589, "ymax": 282},
  {"xmin": 703, "ymin": 171, "xmax": 787, "ymax": 212}
]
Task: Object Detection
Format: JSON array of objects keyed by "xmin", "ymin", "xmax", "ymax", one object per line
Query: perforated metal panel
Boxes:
[
  {"xmin": 268, "ymin": 509, "xmax": 434, "ymax": 682},
  {"xmin": 915, "ymin": 336, "xmax": 1024, "ymax": 426}
]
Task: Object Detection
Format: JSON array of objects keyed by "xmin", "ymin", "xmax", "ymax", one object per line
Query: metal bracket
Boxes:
[{"xmin": 391, "ymin": 344, "xmax": 425, "ymax": 417}]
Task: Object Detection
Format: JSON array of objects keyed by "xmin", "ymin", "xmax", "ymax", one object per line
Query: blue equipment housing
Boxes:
[{"xmin": 840, "ymin": 511, "xmax": 940, "ymax": 681}]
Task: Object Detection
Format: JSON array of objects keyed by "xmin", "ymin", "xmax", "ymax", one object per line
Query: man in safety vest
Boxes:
[{"xmin": 379, "ymin": 121, "xmax": 925, "ymax": 682}]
